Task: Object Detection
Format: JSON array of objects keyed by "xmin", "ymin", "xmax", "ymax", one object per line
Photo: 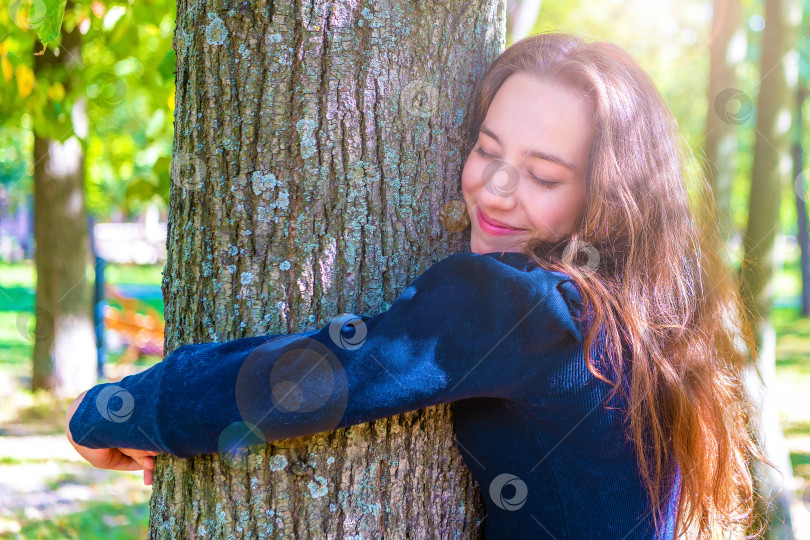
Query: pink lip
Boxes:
[{"xmin": 476, "ymin": 209, "xmax": 524, "ymax": 236}]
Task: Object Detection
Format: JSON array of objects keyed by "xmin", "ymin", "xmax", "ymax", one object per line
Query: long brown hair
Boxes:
[{"xmin": 464, "ymin": 32, "xmax": 775, "ymax": 539}]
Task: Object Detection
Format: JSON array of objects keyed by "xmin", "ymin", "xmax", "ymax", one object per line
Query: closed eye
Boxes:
[
  {"xmin": 473, "ymin": 146, "xmax": 497, "ymax": 159},
  {"xmin": 473, "ymin": 146, "xmax": 561, "ymax": 189},
  {"xmin": 527, "ymin": 173, "xmax": 561, "ymax": 189}
]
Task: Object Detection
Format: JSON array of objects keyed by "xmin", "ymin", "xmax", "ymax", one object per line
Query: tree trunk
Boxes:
[
  {"xmin": 149, "ymin": 0, "xmax": 505, "ymax": 536},
  {"xmin": 703, "ymin": 0, "xmax": 744, "ymax": 255},
  {"xmin": 506, "ymin": 0, "xmax": 542, "ymax": 44},
  {"xmin": 31, "ymin": 2, "xmax": 97, "ymax": 399},
  {"xmin": 794, "ymin": 84, "xmax": 810, "ymax": 317},
  {"xmin": 740, "ymin": 0, "xmax": 800, "ymax": 536}
]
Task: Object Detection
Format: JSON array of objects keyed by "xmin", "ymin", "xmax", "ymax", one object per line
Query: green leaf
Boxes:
[
  {"xmin": 158, "ymin": 50, "xmax": 176, "ymax": 83},
  {"xmin": 34, "ymin": 0, "xmax": 67, "ymax": 48},
  {"xmin": 125, "ymin": 178, "xmax": 159, "ymax": 202},
  {"xmin": 107, "ymin": 8, "xmax": 138, "ymax": 57}
]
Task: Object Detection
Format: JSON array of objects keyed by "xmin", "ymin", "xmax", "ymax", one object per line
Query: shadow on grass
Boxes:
[{"xmin": 0, "ymin": 384, "xmax": 71, "ymax": 436}]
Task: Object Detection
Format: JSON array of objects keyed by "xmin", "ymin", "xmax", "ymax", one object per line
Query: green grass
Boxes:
[
  {"xmin": 103, "ymin": 263, "xmax": 165, "ymax": 287},
  {"xmin": 791, "ymin": 452, "xmax": 810, "ymax": 474},
  {"xmin": 0, "ymin": 262, "xmax": 34, "ymax": 289},
  {"xmin": 0, "ymin": 261, "xmax": 164, "ymax": 289},
  {"xmin": 770, "ymin": 246, "xmax": 810, "ymax": 487},
  {"xmin": 0, "ymin": 261, "xmax": 165, "ymax": 370},
  {"xmin": 2, "ymin": 500, "xmax": 149, "ymax": 540}
]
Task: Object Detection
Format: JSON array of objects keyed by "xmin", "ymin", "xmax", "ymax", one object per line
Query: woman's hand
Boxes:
[{"xmin": 65, "ymin": 390, "xmax": 159, "ymax": 486}]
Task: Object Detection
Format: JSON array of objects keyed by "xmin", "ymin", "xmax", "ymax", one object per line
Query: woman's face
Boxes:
[{"xmin": 461, "ymin": 72, "xmax": 595, "ymax": 255}]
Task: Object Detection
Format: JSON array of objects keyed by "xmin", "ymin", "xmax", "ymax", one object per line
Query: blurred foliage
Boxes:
[{"xmin": 0, "ymin": 0, "xmax": 175, "ymax": 220}]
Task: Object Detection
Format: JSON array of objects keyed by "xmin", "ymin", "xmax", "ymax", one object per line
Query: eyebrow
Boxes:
[{"xmin": 479, "ymin": 124, "xmax": 578, "ymax": 172}]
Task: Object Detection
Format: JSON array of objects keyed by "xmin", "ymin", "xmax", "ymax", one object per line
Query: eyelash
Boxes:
[{"xmin": 473, "ymin": 146, "xmax": 560, "ymax": 189}]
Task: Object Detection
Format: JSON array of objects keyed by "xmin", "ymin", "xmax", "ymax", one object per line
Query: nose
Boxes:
[{"xmin": 478, "ymin": 161, "xmax": 520, "ymax": 210}]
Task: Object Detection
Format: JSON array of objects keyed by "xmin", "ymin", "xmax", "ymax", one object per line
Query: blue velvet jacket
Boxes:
[{"xmin": 69, "ymin": 250, "xmax": 681, "ymax": 539}]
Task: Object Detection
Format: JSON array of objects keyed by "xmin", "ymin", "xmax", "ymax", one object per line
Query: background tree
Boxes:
[
  {"xmin": 794, "ymin": 0, "xmax": 810, "ymax": 317},
  {"xmin": 149, "ymin": 0, "xmax": 504, "ymax": 536},
  {"xmin": 740, "ymin": 0, "xmax": 801, "ymax": 536},
  {"xmin": 1, "ymin": 0, "xmax": 176, "ymax": 396},
  {"xmin": 30, "ymin": 0, "xmax": 97, "ymax": 398},
  {"xmin": 506, "ymin": 0, "xmax": 542, "ymax": 44},
  {"xmin": 704, "ymin": 0, "xmax": 745, "ymax": 253}
]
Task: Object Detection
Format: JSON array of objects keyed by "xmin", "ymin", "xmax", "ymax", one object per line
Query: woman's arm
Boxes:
[
  {"xmin": 67, "ymin": 251, "xmax": 583, "ymax": 460},
  {"xmin": 66, "ymin": 390, "xmax": 159, "ymax": 484}
]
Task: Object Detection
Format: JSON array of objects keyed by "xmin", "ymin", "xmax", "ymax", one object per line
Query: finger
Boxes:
[
  {"xmin": 119, "ymin": 449, "xmax": 160, "ymax": 462},
  {"xmin": 110, "ymin": 451, "xmax": 145, "ymax": 472},
  {"xmin": 118, "ymin": 458, "xmax": 145, "ymax": 472},
  {"xmin": 127, "ymin": 453, "xmax": 156, "ymax": 470},
  {"xmin": 141, "ymin": 456, "xmax": 155, "ymax": 486}
]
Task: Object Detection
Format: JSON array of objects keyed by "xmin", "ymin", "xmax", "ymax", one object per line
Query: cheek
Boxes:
[
  {"xmin": 460, "ymin": 157, "xmax": 479, "ymax": 198},
  {"xmin": 559, "ymin": 191, "xmax": 588, "ymax": 230},
  {"xmin": 528, "ymin": 190, "xmax": 585, "ymax": 229},
  {"xmin": 563, "ymin": 185, "xmax": 588, "ymax": 222}
]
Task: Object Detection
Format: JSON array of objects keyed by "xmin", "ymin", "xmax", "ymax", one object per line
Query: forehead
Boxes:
[{"xmin": 482, "ymin": 73, "xmax": 595, "ymax": 166}]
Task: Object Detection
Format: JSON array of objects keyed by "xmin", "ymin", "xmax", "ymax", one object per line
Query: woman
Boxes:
[{"xmin": 66, "ymin": 32, "xmax": 771, "ymax": 539}]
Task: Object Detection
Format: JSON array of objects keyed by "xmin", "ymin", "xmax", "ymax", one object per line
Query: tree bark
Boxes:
[
  {"xmin": 31, "ymin": 1, "xmax": 97, "ymax": 399},
  {"xmin": 149, "ymin": 0, "xmax": 505, "ymax": 537},
  {"xmin": 740, "ymin": 0, "xmax": 800, "ymax": 536}
]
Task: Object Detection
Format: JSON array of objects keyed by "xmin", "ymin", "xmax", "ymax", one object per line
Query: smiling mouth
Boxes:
[{"xmin": 476, "ymin": 209, "xmax": 525, "ymax": 234}]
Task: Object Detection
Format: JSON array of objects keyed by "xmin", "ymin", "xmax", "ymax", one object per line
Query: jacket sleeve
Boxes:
[{"xmin": 68, "ymin": 251, "xmax": 583, "ymax": 459}]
